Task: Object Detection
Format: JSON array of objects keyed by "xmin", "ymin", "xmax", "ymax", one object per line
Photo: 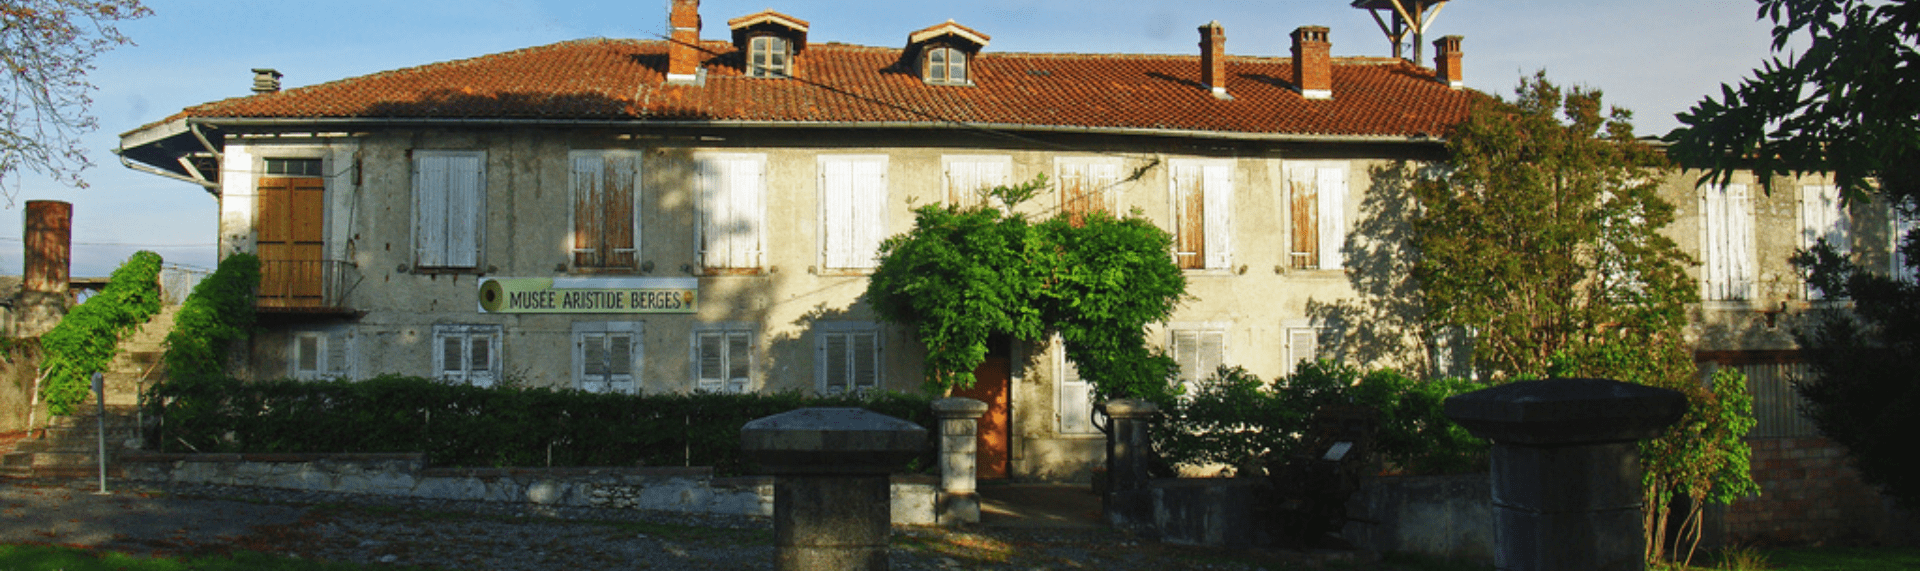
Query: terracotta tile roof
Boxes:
[{"xmin": 174, "ymin": 38, "xmax": 1476, "ymax": 138}]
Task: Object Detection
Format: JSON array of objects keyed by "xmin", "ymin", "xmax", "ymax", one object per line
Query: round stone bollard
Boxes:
[
  {"xmin": 1444, "ymin": 378, "xmax": 1687, "ymax": 571},
  {"xmin": 741, "ymin": 408, "xmax": 928, "ymax": 571},
  {"xmin": 931, "ymin": 397, "xmax": 989, "ymax": 525}
]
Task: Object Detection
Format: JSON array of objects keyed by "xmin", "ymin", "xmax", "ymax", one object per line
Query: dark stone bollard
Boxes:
[
  {"xmin": 931, "ymin": 397, "xmax": 989, "ymax": 525},
  {"xmin": 1444, "ymin": 378, "xmax": 1686, "ymax": 571},
  {"xmin": 1100, "ymin": 399, "xmax": 1158, "ymax": 532},
  {"xmin": 742, "ymin": 408, "xmax": 927, "ymax": 571}
]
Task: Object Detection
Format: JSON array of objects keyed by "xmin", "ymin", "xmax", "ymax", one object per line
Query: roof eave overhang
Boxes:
[{"xmin": 184, "ymin": 116, "xmax": 1448, "ymax": 145}]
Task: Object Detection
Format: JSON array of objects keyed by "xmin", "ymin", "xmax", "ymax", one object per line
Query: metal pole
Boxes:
[{"xmin": 92, "ymin": 372, "xmax": 108, "ymax": 495}]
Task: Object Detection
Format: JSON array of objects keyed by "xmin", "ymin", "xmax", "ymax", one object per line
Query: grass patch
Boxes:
[
  {"xmin": 1757, "ymin": 546, "xmax": 1920, "ymax": 571},
  {"xmin": 0, "ymin": 543, "xmax": 424, "ymax": 570}
]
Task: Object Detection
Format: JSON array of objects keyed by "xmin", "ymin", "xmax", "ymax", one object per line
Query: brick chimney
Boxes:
[
  {"xmin": 1434, "ymin": 35, "xmax": 1464, "ymax": 88},
  {"xmin": 667, "ymin": 0, "xmax": 702, "ymax": 84},
  {"xmin": 1291, "ymin": 26, "xmax": 1331, "ymax": 100},
  {"xmin": 1198, "ymin": 21, "xmax": 1229, "ymax": 99}
]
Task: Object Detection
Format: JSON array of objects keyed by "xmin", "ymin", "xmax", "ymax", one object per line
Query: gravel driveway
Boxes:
[{"xmin": 0, "ymin": 477, "xmax": 1390, "ymax": 570}]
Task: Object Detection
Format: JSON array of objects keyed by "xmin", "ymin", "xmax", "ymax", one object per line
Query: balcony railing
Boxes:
[{"xmin": 258, "ymin": 259, "xmax": 357, "ymax": 312}]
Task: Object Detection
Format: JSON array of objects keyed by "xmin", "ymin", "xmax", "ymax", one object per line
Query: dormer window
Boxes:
[
  {"xmin": 728, "ymin": 10, "xmax": 808, "ymax": 79},
  {"xmin": 748, "ymin": 35, "xmax": 791, "ymax": 78},
  {"xmin": 905, "ymin": 20, "xmax": 989, "ymax": 87},
  {"xmin": 924, "ymin": 45, "xmax": 968, "ymax": 84}
]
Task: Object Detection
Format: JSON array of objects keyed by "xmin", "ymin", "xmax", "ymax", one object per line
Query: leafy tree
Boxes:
[
  {"xmin": 865, "ymin": 175, "xmax": 1185, "ymax": 400},
  {"xmin": 0, "ymin": 0, "xmax": 150, "ymax": 195},
  {"xmin": 1667, "ymin": 0, "xmax": 1920, "ymax": 512},
  {"xmin": 1416, "ymin": 73, "xmax": 1755, "ymax": 566}
]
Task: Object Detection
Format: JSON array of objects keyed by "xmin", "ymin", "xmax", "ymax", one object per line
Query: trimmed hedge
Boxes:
[
  {"xmin": 40, "ymin": 251, "xmax": 164, "ymax": 415},
  {"xmin": 148, "ymin": 374, "xmax": 937, "ymax": 476}
]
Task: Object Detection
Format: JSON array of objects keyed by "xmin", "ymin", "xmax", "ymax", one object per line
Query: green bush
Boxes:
[
  {"xmin": 1156, "ymin": 361, "xmax": 1487, "ymax": 476},
  {"xmin": 39, "ymin": 251, "xmax": 164, "ymax": 415},
  {"xmin": 161, "ymin": 253, "xmax": 259, "ymax": 384},
  {"xmin": 148, "ymin": 374, "xmax": 937, "ymax": 476}
]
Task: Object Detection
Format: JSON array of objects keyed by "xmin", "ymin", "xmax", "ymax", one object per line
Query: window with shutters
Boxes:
[
  {"xmin": 815, "ymin": 322, "xmax": 881, "ymax": 395},
  {"xmin": 570, "ymin": 151, "xmax": 641, "ymax": 271},
  {"xmin": 413, "ymin": 151, "xmax": 486, "ymax": 270},
  {"xmin": 1169, "ymin": 160, "xmax": 1234, "ymax": 270},
  {"xmin": 943, "ymin": 155, "xmax": 1010, "ymax": 210},
  {"xmin": 1057, "ymin": 158, "xmax": 1121, "ymax": 225},
  {"xmin": 432, "ymin": 324, "xmax": 501, "ymax": 387},
  {"xmin": 819, "ymin": 155, "xmax": 889, "ymax": 272},
  {"xmin": 1430, "ymin": 325, "xmax": 1475, "ymax": 380},
  {"xmin": 1055, "ymin": 336, "xmax": 1098, "ymax": 434},
  {"xmin": 693, "ymin": 324, "xmax": 753, "ymax": 393},
  {"xmin": 1286, "ymin": 326, "xmax": 1325, "ymax": 374},
  {"xmin": 290, "ymin": 328, "xmax": 354, "ymax": 381},
  {"xmin": 1701, "ymin": 183, "xmax": 1755, "ymax": 301},
  {"xmin": 1286, "ymin": 163, "xmax": 1347, "ymax": 270},
  {"xmin": 1894, "ymin": 199, "xmax": 1917, "ymax": 283},
  {"xmin": 257, "ymin": 158, "xmax": 327, "ymax": 307},
  {"xmin": 574, "ymin": 322, "xmax": 641, "ymax": 394},
  {"xmin": 1799, "ymin": 184, "xmax": 1851, "ymax": 300},
  {"xmin": 747, "ymin": 35, "xmax": 791, "ymax": 78},
  {"xmin": 1168, "ymin": 325, "xmax": 1228, "ymax": 389},
  {"xmin": 696, "ymin": 154, "xmax": 766, "ymax": 272}
]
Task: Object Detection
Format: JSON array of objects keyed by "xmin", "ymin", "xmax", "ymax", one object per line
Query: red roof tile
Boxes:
[{"xmin": 176, "ymin": 38, "xmax": 1476, "ymax": 138}]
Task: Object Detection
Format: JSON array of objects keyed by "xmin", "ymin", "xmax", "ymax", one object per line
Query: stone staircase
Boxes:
[{"xmin": 1, "ymin": 305, "xmax": 175, "ymax": 478}]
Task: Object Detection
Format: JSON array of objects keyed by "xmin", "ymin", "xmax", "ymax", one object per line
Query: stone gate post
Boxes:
[
  {"xmin": 1444, "ymin": 378, "xmax": 1686, "ymax": 571},
  {"xmin": 1099, "ymin": 398, "xmax": 1158, "ymax": 531},
  {"xmin": 742, "ymin": 408, "xmax": 927, "ymax": 571},
  {"xmin": 931, "ymin": 397, "xmax": 988, "ymax": 525}
]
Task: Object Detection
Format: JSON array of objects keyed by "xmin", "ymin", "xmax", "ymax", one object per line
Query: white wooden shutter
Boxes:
[
  {"xmin": 699, "ymin": 156, "xmax": 765, "ymax": 269},
  {"xmin": 1801, "ymin": 184, "xmax": 1850, "ymax": 300},
  {"xmin": 820, "ymin": 157, "xmax": 888, "ymax": 270},
  {"xmin": 414, "ymin": 152, "xmax": 485, "ymax": 268},
  {"xmin": 571, "ymin": 154, "xmax": 605, "ymax": 264},
  {"xmin": 1316, "ymin": 167, "xmax": 1346, "ymax": 270},
  {"xmin": 1057, "ymin": 343, "xmax": 1096, "ymax": 434},
  {"xmin": 696, "ymin": 330, "xmax": 752, "ymax": 393},
  {"xmin": 817, "ymin": 328, "xmax": 881, "ymax": 395},
  {"xmin": 1896, "ymin": 206, "xmax": 1917, "ymax": 283},
  {"xmin": 326, "ymin": 329, "xmax": 353, "ymax": 379},
  {"xmin": 945, "ymin": 159, "xmax": 1008, "ymax": 208},
  {"xmin": 414, "ymin": 156, "xmax": 450, "ymax": 267},
  {"xmin": 1171, "ymin": 329, "xmax": 1225, "ymax": 386},
  {"xmin": 1288, "ymin": 328, "xmax": 1320, "ymax": 374},
  {"xmin": 1702, "ymin": 183, "xmax": 1755, "ymax": 300},
  {"xmin": 1203, "ymin": 163, "xmax": 1233, "ymax": 270},
  {"xmin": 1170, "ymin": 164, "xmax": 1203, "ymax": 268},
  {"xmin": 726, "ymin": 332, "xmax": 751, "ymax": 393}
]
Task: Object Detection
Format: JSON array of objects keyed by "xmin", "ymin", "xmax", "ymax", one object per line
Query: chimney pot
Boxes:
[
  {"xmin": 1291, "ymin": 26, "xmax": 1331, "ymax": 100},
  {"xmin": 251, "ymin": 68, "xmax": 282, "ymax": 94},
  {"xmin": 667, "ymin": 0, "xmax": 703, "ymax": 84},
  {"xmin": 1434, "ymin": 35, "xmax": 1464, "ymax": 88},
  {"xmin": 1198, "ymin": 21, "xmax": 1229, "ymax": 99}
]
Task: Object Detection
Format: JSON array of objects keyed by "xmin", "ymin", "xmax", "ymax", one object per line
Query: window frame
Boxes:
[
  {"xmin": 412, "ymin": 150, "xmax": 487, "ymax": 271},
  {"xmin": 1285, "ymin": 325, "xmax": 1325, "ymax": 375},
  {"xmin": 568, "ymin": 150, "xmax": 642, "ymax": 272},
  {"xmin": 1168, "ymin": 159, "xmax": 1235, "ymax": 271},
  {"xmin": 1054, "ymin": 334, "xmax": 1099, "ymax": 435},
  {"xmin": 1167, "ymin": 323, "xmax": 1230, "ymax": 390},
  {"xmin": 817, "ymin": 155, "xmax": 890, "ymax": 273},
  {"xmin": 1055, "ymin": 157, "xmax": 1123, "ymax": 224},
  {"xmin": 1700, "ymin": 182, "xmax": 1756, "ymax": 302},
  {"xmin": 692, "ymin": 323, "xmax": 755, "ymax": 393},
  {"xmin": 1285, "ymin": 161, "xmax": 1348, "ymax": 271},
  {"xmin": 922, "ymin": 45, "xmax": 970, "ymax": 85},
  {"xmin": 1799, "ymin": 183, "xmax": 1852, "ymax": 300},
  {"xmin": 695, "ymin": 153, "xmax": 768, "ymax": 273},
  {"xmin": 289, "ymin": 329, "xmax": 355, "ymax": 381},
  {"xmin": 814, "ymin": 321, "xmax": 883, "ymax": 396},
  {"xmin": 573, "ymin": 321, "xmax": 642, "ymax": 394},
  {"xmin": 431, "ymin": 324, "xmax": 502, "ymax": 387},
  {"xmin": 942, "ymin": 155, "xmax": 1012, "ymax": 210},
  {"xmin": 747, "ymin": 35, "xmax": 792, "ymax": 78}
]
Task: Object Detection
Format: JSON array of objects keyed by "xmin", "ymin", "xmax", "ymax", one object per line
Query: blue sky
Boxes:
[{"xmin": 2, "ymin": 0, "xmax": 1786, "ymax": 277}]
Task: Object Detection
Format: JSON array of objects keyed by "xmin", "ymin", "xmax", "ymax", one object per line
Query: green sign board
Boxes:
[{"xmin": 478, "ymin": 277, "xmax": 698, "ymax": 314}]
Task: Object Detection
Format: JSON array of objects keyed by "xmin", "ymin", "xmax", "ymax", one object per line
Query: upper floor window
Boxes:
[
  {"xmin": 1169, "ymin": 160, "xmax": 1233, "ymax": 270},
  {"xmin": 696, "ymin": 153, "xmax": 766, "ymax": 272},
  {"xmin": 1057, "ymin": 158, "xmax": 1121, "ymax": 226},
  {"xmin": 819, "ymin": 155, "xmax": 889, "ymax": 272},
  {"xmin": 1701, "ymin": 183, "xmax": 1755, "ymax": 301},
  {"xmin": 1895, "ymin": 199, "xmax": 1917, "ymax": 284},
  {"xmin": 1287, "ymin": 162, "xmax": 1347, "ymax": 270},
  {"xmin": 413, "ymin": 150, "xmax": 486, "ymax": 270},
  {"xmin": 748, "ymin": 35, "xmax": 791, "ymax": 77},
  {"xmin": 943, "ymin": 155, "xmax": 1010, "ymax": 210},
  {"xmin": 570, "ymin": 151, "xmax": 641, "ymax": 271},
  {"xmin": 923, "ymin": 46, "xmax": 968, "ymax": 84}
]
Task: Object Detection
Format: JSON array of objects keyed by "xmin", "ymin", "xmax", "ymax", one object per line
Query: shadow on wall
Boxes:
[{"xmin": 1305, "ymin": 161, "xmax": 1439, "ymax": 375}]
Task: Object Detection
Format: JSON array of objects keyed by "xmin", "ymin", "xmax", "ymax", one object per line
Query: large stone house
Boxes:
[{"xmin": 114, "ymin": 0, "xmax": 1908, "ymax": 497}]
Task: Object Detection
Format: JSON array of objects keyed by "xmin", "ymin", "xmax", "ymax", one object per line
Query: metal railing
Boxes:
[{"xmin": 258, "ymin": 259, "xmax": 357, "ymax": 312}]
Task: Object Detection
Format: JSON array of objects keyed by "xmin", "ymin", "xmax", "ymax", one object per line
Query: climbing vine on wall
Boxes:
[
  {"xmin": 38, "ymin": 250, "xmax": 164, "ymax": 415},
  {"xmin": 864, "ymin": 175, "xmax": 1187, "ymax": 400},
  {"xmin": 161, "ymin": 252, "xmax": 260, "ymax": 386}
]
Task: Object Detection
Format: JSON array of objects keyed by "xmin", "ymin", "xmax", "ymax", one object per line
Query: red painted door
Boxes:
[{"xmin": 952, "ymin": 355, "xmax": 1011, "ymax": 479}]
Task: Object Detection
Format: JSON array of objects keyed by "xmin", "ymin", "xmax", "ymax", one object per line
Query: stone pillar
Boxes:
[
  {"xmin": 742, "ymin": 408, "xmax": 927, "ymax": 571},
  {"xmin": 1444, "ymin": 378, "xmax": 1687, "ymax": 571},
  {"xmin": 931, "ymin": 397, "xmax": 988, "ymax": 525},
  {"xmin": 1100, "ymin": 398, "xmax": 1158, "ymax": 532},
  {"xmin": 18, "ymin": 200, "xmax": 72, "ymax": 337}
]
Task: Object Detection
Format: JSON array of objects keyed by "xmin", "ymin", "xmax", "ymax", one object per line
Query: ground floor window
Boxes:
[
  {"xmin": 1169, "ymin": 324, "xmax": 1229, "ymax": 389},
  {"xmin": 290, "ymin": 328, "xmax": 354, "ymax": 381},
  {"xmin": 816, "ymin": 322, "xmax": 881, "ymax": 395},
  {"xmin": 693, "ymin": 324, "xmax": 753, "ymax": 393},
  {"xmin": 1055, "ymin": 337, "xmax": 1098, "ymax": 434},
  {"xmin": 1285, "ymin": 325, "xmax": 1325, "ymax": 375},
  {"xmin": 574, "ymin": 322, "xmax": 641, "ymax": 393},
  {"xmin": 433, "ymin": 324, "xmax": 501, "ymax": 387}
]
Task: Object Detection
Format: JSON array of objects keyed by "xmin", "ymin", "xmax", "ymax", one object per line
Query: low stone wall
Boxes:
[
  {"xmin": 1147, "ymin": 478, "xmax": 1260, "ymax": 547},
  {"xmin": 121, "ymin": 452, "xmax": 940, "ymax": 525},
  {"xmin": 1343, "ymin": 473, "xmax": 1494, "ymax": 563},
  {"xmin": 1726, "ymin": 437, "xmax": 1917, "ymax": 546}
]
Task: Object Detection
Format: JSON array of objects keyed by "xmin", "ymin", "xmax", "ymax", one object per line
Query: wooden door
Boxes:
[
  {"xmin": 257, "ymin": 176, "xmax": 325, "ymax": 307},
  {"xmin": 953, "ymin": 355, "xmax": 1011, "ymax": 479}
]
